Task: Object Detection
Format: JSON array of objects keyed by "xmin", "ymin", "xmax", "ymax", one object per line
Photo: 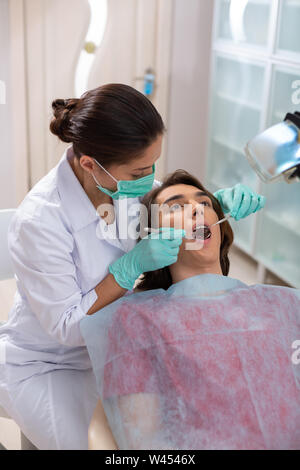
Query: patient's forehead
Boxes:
[{"xmin": 156, "ymin": 184, "xmax": 206, "ymax": 204}]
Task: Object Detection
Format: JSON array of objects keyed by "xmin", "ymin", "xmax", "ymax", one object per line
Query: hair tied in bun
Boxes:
[{"xmin": 65, "ymin": 98, "xmax": 79, "ymax": 113}]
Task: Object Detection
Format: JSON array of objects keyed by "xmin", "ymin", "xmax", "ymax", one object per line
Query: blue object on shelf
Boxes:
[{"xmin": 144, "ymin": 68, "xmax": 155, "ymax": 96}]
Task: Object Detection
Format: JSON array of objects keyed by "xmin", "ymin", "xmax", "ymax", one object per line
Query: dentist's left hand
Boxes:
[
  {"xmin": 109, "ymin": 227, "xmax": 186, "ymax": 291},
  {"xmin": 214, "ymin": 183, "xmax": 266, "ymax": 221}
]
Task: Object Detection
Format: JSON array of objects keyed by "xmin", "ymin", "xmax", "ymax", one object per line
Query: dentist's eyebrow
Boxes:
[
  {"xmin": 163, "ymin": 190, "xmax": 208, "ymax": 204},
  {"xmin": 133, "ymin": 155, "xmax": 159, "ymax": 171}
]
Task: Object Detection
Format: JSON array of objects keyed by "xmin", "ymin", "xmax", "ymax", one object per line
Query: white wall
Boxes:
[
  {"xmin": 0, "ymin": 0, "xmax": 16, "ymax": 209},
  {"xmin": 166, "ymin": 0, "xmax": 214, "ymax": 182}
]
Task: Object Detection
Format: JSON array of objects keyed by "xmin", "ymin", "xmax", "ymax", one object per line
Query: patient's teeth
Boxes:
[{"xmin": 193, "ymin": 225, "xmax": 211, "ymax": 240}]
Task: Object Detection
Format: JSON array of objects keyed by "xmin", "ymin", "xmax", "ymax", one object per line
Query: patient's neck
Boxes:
[{"xmin": 169, "ymin": 260, "xmax": 223, "ymax": 285}]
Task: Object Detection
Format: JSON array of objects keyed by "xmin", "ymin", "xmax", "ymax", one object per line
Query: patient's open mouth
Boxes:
[{"xmin": 192, "ymin": 224, "xmax": 211, "ymax": 240}]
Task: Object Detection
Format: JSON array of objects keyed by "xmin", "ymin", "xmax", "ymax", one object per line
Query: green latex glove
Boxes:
[
  {"xmin": 214, "ymin": 183, "xmax": 266, "ymax": 221},
  {"xmin": 109, "ymin": 227, "xmax": 186, "ymax": 290}
]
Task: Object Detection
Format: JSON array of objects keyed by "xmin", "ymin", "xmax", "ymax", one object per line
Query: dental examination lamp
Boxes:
[{"xmin": 245, "ymin": 111, "xmax": 300, "ymax": 184}]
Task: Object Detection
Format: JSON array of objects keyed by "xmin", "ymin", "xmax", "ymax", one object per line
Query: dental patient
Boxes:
[
  {"xmin": 80, "ymin": 170, "xmax": 300, "ymax": 450},
  {"xmin": 136, "ymin": 169, "xmax": 234, "ymax": 291}
]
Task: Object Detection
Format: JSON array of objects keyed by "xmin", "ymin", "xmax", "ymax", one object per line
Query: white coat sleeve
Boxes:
[{"xmin": 8, "ymin": 215, "xmax": 98, "ymax": 347}]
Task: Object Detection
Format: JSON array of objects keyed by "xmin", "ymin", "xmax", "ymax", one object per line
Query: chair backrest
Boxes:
[
  {"xmin": 0, "ymin": 403, "xmax": 11, "ymax": 419},
  {"xmin": 0, "ymin": 209, "xmax": 16, "ymax": 281}
]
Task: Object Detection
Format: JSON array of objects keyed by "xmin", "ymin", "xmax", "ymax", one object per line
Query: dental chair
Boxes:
[{"xmin": 0, "ymin": 209, "xmax": 38, "ymax": 450}]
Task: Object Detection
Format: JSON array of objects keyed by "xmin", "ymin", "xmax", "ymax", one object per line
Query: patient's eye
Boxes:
[
  {"xmin": 169, "ymin": 203, "xmax": 183, "ymax": 212},
  {"xmin": 199, "ymin": 197, "xmax": 212, "ymax": 208}
]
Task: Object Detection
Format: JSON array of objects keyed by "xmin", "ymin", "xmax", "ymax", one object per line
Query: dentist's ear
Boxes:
[{"xmin": 79, "ymin": 156, "xmax": 98, "ymax": 175}]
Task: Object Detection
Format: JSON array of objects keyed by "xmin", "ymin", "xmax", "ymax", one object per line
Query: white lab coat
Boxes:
[{"xmin": 0, "ymin": 145, "xmax": 161, "ymax": 450}]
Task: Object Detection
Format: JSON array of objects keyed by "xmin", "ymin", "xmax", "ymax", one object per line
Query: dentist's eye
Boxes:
[{"xmin": 131, "ymin": 173, "xmax": 143, "ymax": 179}]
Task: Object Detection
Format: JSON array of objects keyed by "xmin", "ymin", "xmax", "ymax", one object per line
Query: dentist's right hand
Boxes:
[{"xmin": 109, "ymin": 227, "xmax": 186, "ymax": 290}]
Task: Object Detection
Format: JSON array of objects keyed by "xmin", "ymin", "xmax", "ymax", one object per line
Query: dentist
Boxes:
[{"xmin": 0, "ymin": 83, "xmax": 265, "ymax": 450}]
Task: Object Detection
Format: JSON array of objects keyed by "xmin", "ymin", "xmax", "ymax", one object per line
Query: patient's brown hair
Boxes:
[{"xmin": 137, "ymin": 169, "xmax": 234, "ymax": 291}]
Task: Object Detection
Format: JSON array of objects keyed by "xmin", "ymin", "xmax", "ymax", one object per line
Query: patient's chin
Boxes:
[
  {"xmin": 183, "ymin": 235, "xmax": 213, "ymax": 251},
  {"xmin": 181, "ymin": 235, "xmax": 221, "ymax": 263}
]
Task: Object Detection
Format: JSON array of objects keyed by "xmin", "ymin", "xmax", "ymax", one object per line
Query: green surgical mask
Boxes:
[{"xmin": 92, "ymin": 159, "xmax": 156, "ymax": 199}]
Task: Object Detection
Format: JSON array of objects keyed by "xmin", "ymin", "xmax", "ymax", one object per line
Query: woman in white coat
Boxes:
[{"xmin": 0, "ymin": 83, "xmax": 265, "ymax": 450}]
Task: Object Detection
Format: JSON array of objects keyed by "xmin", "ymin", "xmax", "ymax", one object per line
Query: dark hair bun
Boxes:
[
  {"xmin": 49, "ymin": 84, "xmax": 165, "ymax": 163},
  {"xmin": 50, "ymin": 98, "xmax": 79, "ymax": 143}
]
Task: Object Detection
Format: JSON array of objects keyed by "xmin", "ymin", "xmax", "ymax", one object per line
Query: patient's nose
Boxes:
[{"xmin": 191, "ymin": 203, "xmax": 204, "ymax": 217}]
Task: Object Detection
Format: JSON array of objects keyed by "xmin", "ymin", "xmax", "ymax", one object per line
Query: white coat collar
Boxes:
[
  {"xmin": 56, "ymin": 146, "xmax": 150, "ymax": 253},
  {"xmin": 56, "ymin": 145, "xmax": 100, "ymax": 233}
]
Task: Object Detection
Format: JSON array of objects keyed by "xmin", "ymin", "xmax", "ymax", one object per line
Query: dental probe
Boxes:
[
  {"xmin": 144, "ymin": 213, "xmax": 232, "ymax": 236},
  {"xmin": 143, "ymin": 227, "xmax": 190, "ymax": 237},
  {"xmin": 209, "ymin": 213, "xmax": 232, "ymax": 227},
  {"xmin": 143, "ymin": 227, "xmax": 204, "ymax": 240},
  {"xmin": 192, "ymin": 213, "xmax": 232, "ymax": 232}
]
